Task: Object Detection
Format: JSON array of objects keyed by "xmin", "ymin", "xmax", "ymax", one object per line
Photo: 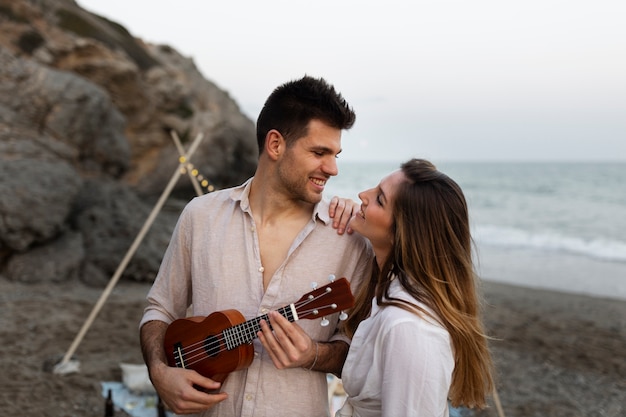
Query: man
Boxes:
[{"xmin": 140, "ymin": 75, "xmax": 373, "ymax": 416}]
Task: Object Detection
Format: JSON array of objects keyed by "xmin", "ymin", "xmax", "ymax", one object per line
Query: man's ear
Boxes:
[{"xmin": 265, "ymin": 129, "xmax": 284, "ymax": 161}]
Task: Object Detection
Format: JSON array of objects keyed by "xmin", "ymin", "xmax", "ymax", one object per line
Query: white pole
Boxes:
[
  {"xmin": 53, "ymin": 132, "xmax": 205, "ymax": 374},
  {"xmin": 170, "ymin": 130, "xmax": 203, "ymax": 197}
]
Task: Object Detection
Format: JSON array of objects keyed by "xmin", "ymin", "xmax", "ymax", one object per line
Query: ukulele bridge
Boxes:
[{"xmin": 173, "ymin": 343, "xmax": 186, "ymax": 369}]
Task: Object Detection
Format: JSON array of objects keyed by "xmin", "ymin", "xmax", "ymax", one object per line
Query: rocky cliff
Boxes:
[{"xmin": 0, "ymin": 0, "xmax": 258, "ymax": 285}]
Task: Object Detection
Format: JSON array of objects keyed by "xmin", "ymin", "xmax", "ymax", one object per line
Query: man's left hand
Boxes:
[{"xmin": 257, "ymin": 311, "xmax": 317, "ymax": 370}]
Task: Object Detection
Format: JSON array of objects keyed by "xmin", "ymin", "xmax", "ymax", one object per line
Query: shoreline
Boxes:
[
  {"xmin": 477, "ymin": 245, "xmax": 626, "ymax": 302},
  {"xmin": 1, "ymin": 278, "xmax": 624, "ymax": 417}
]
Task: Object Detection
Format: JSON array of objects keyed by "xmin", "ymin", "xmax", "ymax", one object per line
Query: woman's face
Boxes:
[{"xmin": 350, "ymin": 169, "xmax": 406, "ymax": 262}]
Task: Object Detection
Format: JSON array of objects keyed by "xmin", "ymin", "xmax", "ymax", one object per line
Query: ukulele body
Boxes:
[{"xmin": 163, "ymin": 309, "xmax": 254, "ymax": 383}]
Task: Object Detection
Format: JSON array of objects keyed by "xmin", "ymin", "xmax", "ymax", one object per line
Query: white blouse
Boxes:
[{"xmin": 338, "ymin": 279, "xmax": 454, "ymax": 417}]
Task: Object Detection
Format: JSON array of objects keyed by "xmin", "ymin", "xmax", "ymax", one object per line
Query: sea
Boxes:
[{"xmin": 324, "ymin": 161, "xmax": 626, "ymax": 301}]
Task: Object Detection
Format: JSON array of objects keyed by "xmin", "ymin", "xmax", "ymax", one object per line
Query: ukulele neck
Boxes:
[{"xmin": 222, "ymin": 304, "xmax": 296, "ymax": 349}]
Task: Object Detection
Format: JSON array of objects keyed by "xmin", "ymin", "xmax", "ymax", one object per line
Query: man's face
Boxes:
[{"xmin": 276, "ymin": 119, "xmax": 342, "ymax": 204}]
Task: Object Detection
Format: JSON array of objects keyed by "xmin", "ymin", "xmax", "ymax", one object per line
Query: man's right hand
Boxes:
[
  {"xmin": 141, "ymin": 320, "xmax": 228, "ymax": 414},
  {"xmin": 149, "ymin": 362, "xmax": 228, "ymax": 415}
]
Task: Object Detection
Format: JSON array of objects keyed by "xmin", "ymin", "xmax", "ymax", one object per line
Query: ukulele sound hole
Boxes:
[{"xmin": 204, "ymin": 335, "xmax": 220, "ymax": 357}]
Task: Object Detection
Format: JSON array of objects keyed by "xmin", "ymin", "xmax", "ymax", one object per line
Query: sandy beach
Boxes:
[{"xmin": 0, "ymin": 277, "xmax": 624, "ymax": 417}]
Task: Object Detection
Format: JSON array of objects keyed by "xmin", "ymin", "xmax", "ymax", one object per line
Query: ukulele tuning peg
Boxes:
[
  {"xmin": 309, "ymin": 282, "xmax": 318, "ymax": 299},
  {"xmin": 320, "ymin": 317, "xmax": 330, "ymax": 327},
  {"xmin": 327, "ymin": 274, "xmax": 336, "ymax": 282},
  {"xmin": 339, "ymin": 311, "xmax": 348, "ymax": 321}
]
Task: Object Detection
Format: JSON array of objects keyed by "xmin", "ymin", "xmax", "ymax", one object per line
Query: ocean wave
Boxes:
[{"xmin": 473, "ymin": 224, "xmax": 626, "ymax": 263}]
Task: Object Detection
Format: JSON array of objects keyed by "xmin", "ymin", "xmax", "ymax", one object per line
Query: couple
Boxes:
[{"xmin": 140, "ymin": 76, "xmax": 494, "ymax": 416}]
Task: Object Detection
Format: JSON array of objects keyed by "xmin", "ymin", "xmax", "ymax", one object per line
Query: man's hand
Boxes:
[
  {"xmin": 141, "ymin": 320, "xmax": 228, "ymax": 414},
  {"xmin": 329, "ymin": 196, "xmax": 359, "ymax": 235},
  {"xmin": 148, "ymin": 362, "xmax": 228, "ymax": 415},
  {"xmin": 257, "ymin": 311, "xmax": 317, "ymax": 370}
]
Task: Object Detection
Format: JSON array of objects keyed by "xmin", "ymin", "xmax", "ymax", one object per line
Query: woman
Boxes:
[{"xmin": 337, "ymin": 158, "xmax": 494, "ymax": 417}]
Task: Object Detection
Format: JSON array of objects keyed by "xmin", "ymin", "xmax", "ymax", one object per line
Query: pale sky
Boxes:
[{"xmin": 78, "ymin": 0, "xmax": 626, "ymax": 162}]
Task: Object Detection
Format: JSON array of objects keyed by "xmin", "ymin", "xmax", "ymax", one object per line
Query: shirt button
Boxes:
[
  {"xmin": 259, "ymin": 266, "xmax": 265, "ymax": 273},
  {"xmin": 245, "ymin": 394, "xmax": 253, "ymax": 401},
  {"xmin": 261, "ymin": 308, "xmax": 268, "ymax": 314}
]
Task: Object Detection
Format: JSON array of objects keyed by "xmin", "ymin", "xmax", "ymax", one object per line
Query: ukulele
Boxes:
[{"xmin": 163, "ymin": 276, "xmax": 354, "ymax": 383}]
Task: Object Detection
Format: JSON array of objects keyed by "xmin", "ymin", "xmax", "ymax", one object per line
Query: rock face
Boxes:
[{"xmin": 0, "ymin": 0, "xmax": 258, "ymax": 285}]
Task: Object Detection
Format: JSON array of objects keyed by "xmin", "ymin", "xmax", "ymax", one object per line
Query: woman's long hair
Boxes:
[{"xmin": 343, "ymin": 158, "xmax": 494, "ymax": 408}]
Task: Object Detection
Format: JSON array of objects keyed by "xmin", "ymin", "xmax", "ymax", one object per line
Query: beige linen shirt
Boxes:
[{"xmin": 141, "ymin": 178, "xmax": 372, "ymax": 417}]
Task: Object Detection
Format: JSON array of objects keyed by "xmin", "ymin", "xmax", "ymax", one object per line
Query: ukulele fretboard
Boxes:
[{"xmin": 222, "ymin": 305, "xmax": 295, "ymax": 350}]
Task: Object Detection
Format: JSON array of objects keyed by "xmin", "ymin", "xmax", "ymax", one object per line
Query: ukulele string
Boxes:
[{"xmin": 174, "ymin": 291, "xmax": 340, "ymax": 369}]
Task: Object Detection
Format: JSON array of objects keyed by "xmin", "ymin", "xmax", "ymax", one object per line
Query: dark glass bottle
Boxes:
[
  {"xmin": 105, "ymin": 389, "xmax": 114, "ymax": 417},
  {"xmin": 157, "ymin": 396, "xmax": 166, "ymax": 417}
]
